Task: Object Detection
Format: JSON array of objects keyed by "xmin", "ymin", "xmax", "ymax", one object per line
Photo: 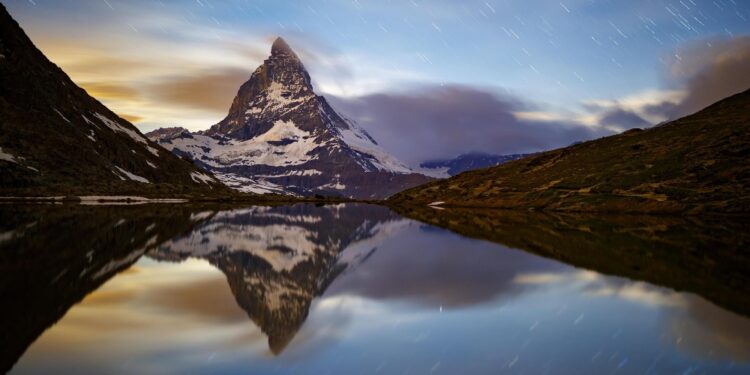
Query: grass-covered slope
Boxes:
[{"xmin": 391, "ymin": 88, "xmax": 750, "ymax": 214}]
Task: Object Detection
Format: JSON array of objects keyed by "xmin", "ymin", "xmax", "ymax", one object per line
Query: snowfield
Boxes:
[{"xmin": 160, "ymin": 120, "xmax": 322, "ymax": 168}]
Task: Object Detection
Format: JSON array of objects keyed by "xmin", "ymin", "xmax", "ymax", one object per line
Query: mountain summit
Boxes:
[
  {"xmin": 204, "ymin": 36, "xmax": 314, "ymax": 139},
  {"xmin": 150, "ymin": 37, "xmax": 431, "ymax": 198},
  {"xmin": 270, "ymin": 36, "xmax": 298, "ymax": 58}
]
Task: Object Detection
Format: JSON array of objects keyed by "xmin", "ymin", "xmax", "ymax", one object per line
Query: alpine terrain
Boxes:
[
  {"xmin": 391, "ymin": 88, "xmax": 750, "ymax": 214},
  {"xmin": 0, "ymin": 5, "xmax": 226, "ymax": 197},
  {"xmin": 419, "ymin": 151, "xmax": 532, "ymax": 177},
  {"xmin": 148, "ymin": 37, "xmax": 431, "ymax": 199}
]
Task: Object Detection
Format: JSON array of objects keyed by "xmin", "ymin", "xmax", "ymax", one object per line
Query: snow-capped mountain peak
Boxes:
[{"xmin": 149, "ymin": 37, "xmax": 431, "ymax": 198}]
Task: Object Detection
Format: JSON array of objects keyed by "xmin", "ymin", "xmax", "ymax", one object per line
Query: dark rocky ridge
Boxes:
[{"xmin": 0, "ymin": 4, "xmax": 226, "ymax": 196}]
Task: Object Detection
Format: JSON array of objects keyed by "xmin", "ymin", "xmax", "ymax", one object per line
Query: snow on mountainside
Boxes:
[{"xmin": 148, "ymin": 37, "xmax": 431, "ymax": 199}]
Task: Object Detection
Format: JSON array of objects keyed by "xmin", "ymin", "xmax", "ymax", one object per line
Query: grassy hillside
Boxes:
[{"xmin": 390, "ymin": 88, "xmax": 750, "ymax": 214}]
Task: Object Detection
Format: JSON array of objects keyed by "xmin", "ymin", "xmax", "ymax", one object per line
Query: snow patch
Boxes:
[
  {"xmin": 415, "ymin": 166, "xmax": 451, "ymax": 179},
  {"xmin": 53, "ymin": 108, "xmax": 70, "ymax": 123},
  {"xmin": 113, "ymin": 166, "xmax": 150, "ymax": 184},
  {"xmin": 190, "ymin": 171, "xmax": 214, "ymax": 185},
  {"xmin": 335, "ymin": 119, "xmax": 413, "ymax": 174},
  {"xmin": 81, "ymin": 114, "xmax": 98, "ymax": 128},
  {"xmin": 320, "ymin": 180, "xmax": 347, "ymax": 190},
  {"xmin": 112, "ymin": 170, "xmax": 126, "ymax": 180},
  {"xmin": 93, "ymin": 112, "xmax": 160, "ymax": 156},
  {"xmin": 212, "ymin": 172, "xmax": 291, "ymax": 195},
  {"xmin": 160, "ymin": 120, "xmax": 320, "ymax": 168},
  {"xmin": 255, "ymin": 169, "xmax": 322, "ymax": 178},
  {"xmin": 0, "ymin": 147, "xmax": 18, "ymax": 164},
  {"xmin": 264, "ymin": 81, "xmax": 313, "ymax": 113}
]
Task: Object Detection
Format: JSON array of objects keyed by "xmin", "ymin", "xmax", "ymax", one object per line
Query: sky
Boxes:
[{"xmin": 4, "ymin": 0, "xmax": 750, "ymax": 164}]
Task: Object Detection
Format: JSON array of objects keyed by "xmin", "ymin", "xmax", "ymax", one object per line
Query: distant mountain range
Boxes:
[
  {"xmin": 419, "ymin": 152, "xmax": 531, "ymax": 177},
  {"xmin": 391, "ymin": 88, "xmax": 750, "ymax": 214},
  {"xmin": 147, "ymin": 38, "xmax": 431, "ymax": 199},
  {"xmin": 0, "ymin": 4, "xmax": 226, "ymax": 197}
]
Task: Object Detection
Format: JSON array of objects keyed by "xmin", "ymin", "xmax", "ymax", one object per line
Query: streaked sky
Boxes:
[{"xmin": 4, "ymin": 0, "xmax": 750, "ymax": 163}]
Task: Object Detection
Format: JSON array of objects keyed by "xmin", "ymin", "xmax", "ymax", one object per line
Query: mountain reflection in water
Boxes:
[{"xmin": 1, "ymin": 203, "xmax": 748, "ymax": 374}]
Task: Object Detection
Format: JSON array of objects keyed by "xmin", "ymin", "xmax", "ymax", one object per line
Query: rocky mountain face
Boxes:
[
  {"xmin": 148, "ymin": 204, "xmax": 411, "ymax": 354},
  {"xmin": 148, "ymin": 38, "xmax": 432, "ymax": 199},
  {"xmin": 391, "ymin": 88, "xmax": 750, "ymax": 214},
  {"xmin": 0, "ymin": 5, "xmax": 225, "ymax": 197},
  {"xmin": 420, "ymin": 152, "xmax": 532, "ymax": 177}
]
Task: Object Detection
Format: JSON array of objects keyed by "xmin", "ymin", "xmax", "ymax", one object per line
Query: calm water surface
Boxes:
[{"xmin": 1, "ymin": 203, "xmax": 748, "ymax": 374}]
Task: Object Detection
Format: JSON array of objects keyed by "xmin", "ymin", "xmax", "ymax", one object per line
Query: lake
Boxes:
[{"xmin": 1, "ymin": 203, "xmax": 748, "ymax": 374}]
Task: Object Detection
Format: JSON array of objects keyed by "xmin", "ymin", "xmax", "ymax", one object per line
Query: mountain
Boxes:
[
  {"xmin": 0, "ymin": 5, "xmax": 226, "ymax": 197},
  {"xmin": 390, "ymin": 88, "xmax": 750, "ymax": 214},
  {"xmin": 147, "ymin": 37, "xmax": 431, "ymax": 199},
  {"xmin": 419, "ymin": 152, "xmax": 531, "ymax": 177}
]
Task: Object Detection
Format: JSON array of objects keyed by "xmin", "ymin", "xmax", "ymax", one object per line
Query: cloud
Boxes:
[
  {"xmin": 119, "ymin": 114, "xmax": 144, "ymax": 124},
  {"xmin": 146, "ymin": 68, "xmax": 252, "ymax": 113},
  {"xmin": 577, "ymin": 35, "xmax": 750, "ymax": 130},
  {"xmin": 330, "ymin": 85, "xmax": 607, "ymax": 164},
  {"xmin": 664, "ymin": 35, "xmax": 750, "ymax": 118},
  {"xmin": 598, "ymin": 108, "xmax": 651, "ymax": 130},
  {"xmin": 79, "ymin": 81, "xmax": 141, "ymax": 102}
]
